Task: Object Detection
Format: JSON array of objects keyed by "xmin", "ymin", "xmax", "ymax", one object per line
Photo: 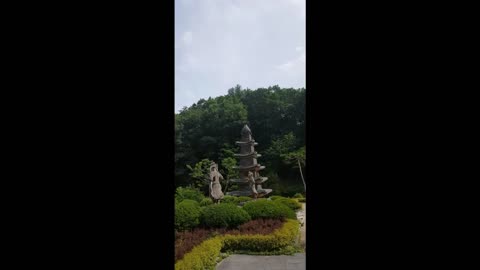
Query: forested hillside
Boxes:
[{"xmin": 175, "ymin": 85, "xmax": 305, "ymax": 196}]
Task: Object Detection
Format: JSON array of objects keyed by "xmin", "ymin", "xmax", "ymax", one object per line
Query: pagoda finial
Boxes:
[{"xmin": 241, "ymin": 124, "xmax": 251, "ymax": 136}]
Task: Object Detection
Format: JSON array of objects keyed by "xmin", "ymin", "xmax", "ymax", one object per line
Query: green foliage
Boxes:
[
  {"xmin": 293, "ymin": 193, "xmax": 304, "ymax": 198},
  {"xmin": 236, "ymin": 196, "xmax": 252, "ymax": 204},
  {"xmin": 242, "ymin": 200, "xmax": 296, "ymax": 220},
  {"xmin": 275, "ymin": 197, "xmax": 302, "ymax": 211},
  {"xmin": 174, "ymin": 219, "xmax": 300, "ymax": 270},
  {"xmin": 269, "ymin": 195, "xmax": 284, "ymax": 200},
  {"xmin": 199, "ymin": 198, "xmax": 213, "ymax": 206},
  {"xmin": 222, "ymin": 219, "xmax": 299, "ymax": 252},
  {"xmin": 175, "ymin": 237, "xmax": 223, "ymax": 270},
  {"xmin": 175, "ymin": 187, "xmax": 205, "ymax": 203},
  {"xmin": 201, "ymin": 203, "xmax": 251, "ymax": 228},
  {"xmin": 298, "ymin": 198, "xmax": 306, "ymax": 203},
  {"xmin": 220, "ymin": 157, "xmax": 237, "ymax": 180},
  {"xmin": 281, "ymin": 146, "xmax": 306, "ymax": 168},
  {"xmin": 175, "ymin": 86, "xmax": 305, "ymax": 188},
  {"xmin": 175, "ymin": 200, "xmax": 202, "ymax": 231},
  {"xmin": 186, "ymin": 159, "xmax": 212, "ymax": 189},
  {"xmin": 228, "ymin": 245, "xmax": 302, "ymax": 256},
  {"xmin": 220, "ymin": 195, "xmax": 237, "ymax": 204}
]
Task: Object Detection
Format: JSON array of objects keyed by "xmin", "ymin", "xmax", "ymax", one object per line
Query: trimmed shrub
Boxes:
[
  {"xmin": 175, "ymin": 187, "xmax": 205, "ymax": 203},
  {"xmin": 243, "ymin": 200, "xmax": 296, "ymax": 220},
  {"xmin": 199, "ymin": 198, "xmax": 213, "ymax": 206},
  {"xmin": 175, "ymin": 228, "xmax": 213, "ymax": 262},
  {"xmin": 222, "ymin": 219, "xmax": 299, "ymax": 252},
  {"xmin": 293, "ymin": 193, "xmax": 304, "ymax": 198},
  {"xmin": 236, "ymin": 196, "xmax": 252, "ymax": 204},
  {"xmin": 175, "ymin": 199, "xmax": 202, "ymax": 231},
  {"xmin": 175, "ymin": 236, "xmax": 223, "ymax": 270},
  {"xmin": 269, "ymin": 195, "xmax": 284, "ymax": 201},
  {"xmin": 276, "ymin": 197, "xmax": 302, "ymax": 211},
  {"xmin": 220, "ymin": 195, "xmax": 237, "ymax": 204},
  {"xmin": 298, "ymin": 198, "xmax": 306, "ymax": 203},
  {"xmin": 201, "ymin": 203, "xmax": 251, "ymax": 228},
  {"xmin": 174, "ymin": 220, "xmax": 299, "ymax": 269}
]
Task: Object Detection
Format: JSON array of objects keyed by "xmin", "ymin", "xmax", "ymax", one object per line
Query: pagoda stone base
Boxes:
[{"xmin": 226, "ymin": 189, "xmax": 272, "ymax": 198}]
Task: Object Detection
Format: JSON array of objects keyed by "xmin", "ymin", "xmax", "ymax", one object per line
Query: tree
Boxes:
[
  {"xmin": 282, "ymin": 146, "xmax": 306, "ymax": 192},
  {"xmin": 220, "ymin": 157, "xmax": 237, "ymax": 193},
  {"xmin": 186, "ymin": 159, "xmax": 212, "ymax": 193}
]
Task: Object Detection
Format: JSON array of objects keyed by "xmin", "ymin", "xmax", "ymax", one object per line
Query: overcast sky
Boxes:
[{"xmin": 175, "ymin": 0, "xmax": 305, "ymax": 112}]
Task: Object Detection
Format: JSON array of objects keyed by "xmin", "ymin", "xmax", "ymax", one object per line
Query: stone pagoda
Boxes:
[{"xmin": 226, "ymin": 124, "xmax": 272, "ymax": 198}]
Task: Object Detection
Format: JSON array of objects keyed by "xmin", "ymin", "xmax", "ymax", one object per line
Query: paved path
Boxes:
[
  {"xmin": 216, "ymin": 253, "xmax": 305, "ymax": 270},
  {"xmin": 216, "ymin": 202, "xmax": 306, "ymax": 270}
]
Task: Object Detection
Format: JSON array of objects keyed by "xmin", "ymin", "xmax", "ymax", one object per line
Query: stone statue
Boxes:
[
  {"xmin": 247, "ymin": 171, "xmax": 258, "ymax": 199},
  {"xmin": 209, "ymin": 162, "xmax": 224, "ymax": 203}
]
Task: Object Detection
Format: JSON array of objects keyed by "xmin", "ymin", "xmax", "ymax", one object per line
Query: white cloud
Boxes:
[
  {"xmin": 182, "ymin": 31, "xmax": 193, "ymax": 45},
  {"xmin": 175, "ymin": 0, "xmax": 305, "ymax": 112},
  {"xmin": 276, "ymin": 52, "xmax": 305, "ymax": 71}
]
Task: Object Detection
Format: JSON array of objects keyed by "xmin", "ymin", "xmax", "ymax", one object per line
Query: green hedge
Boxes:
[
  {"xmin": 276, "ymin": 197, "xmax": 302, "ymax": 211},
  {"xmin": 175, "ymin": 237, "xmax": 223, "ymax": 270},
  {"xmin": 298, "ymin": 198, "xmax": 306, "ymax": 203},
  {"xmin": 269, "ymin": 195, "xmax": 284, "ymax": 201},
  {"xmin": 222, "ymin": 219, "xmax": 299, "ymax": 252},
  {"xmin": 200, "ymin": 198, "xmax": 213, "ymax": 206},
  {"xmin": 175, "ymin": 199, "xmax": 202, "ymax": 231},
  {"xmin": 220, "ymin": 195, "xmax": 237, "ymax": 204},
  {"xmin": 201, "ymin": 203, "xmax": 251, "ymax": 228},
  {"xmin": 243, "ymin": 200, "xmax": 296, "ymax": 220},
  {"xmin": 293, "ymin": 193, "xmax": 304, "ymax": 198},
  {"xmin": 174, "ymin": 219, "xmax": 299, "ymax": 270},
  {"xmin": 175, "ymin": 187, "xmax": 205, "ymax": 203},
  {"xmin": 236, "ymin": 196, "xmax": 252, "ymax": 204}
]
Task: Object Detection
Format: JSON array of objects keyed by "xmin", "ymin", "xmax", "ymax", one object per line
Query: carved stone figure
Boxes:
[
  {"xmin": 247, "ymin": 171, "xmax": 258, "ymax": 199},
  {"xmin": 209, "ymin": 162, "xmax": 224, "ymax": 203}
]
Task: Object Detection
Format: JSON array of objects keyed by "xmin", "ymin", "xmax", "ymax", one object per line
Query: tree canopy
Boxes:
[{"xmin": 175, "ymin": 85, "xmax": 305, "ymax": 196}]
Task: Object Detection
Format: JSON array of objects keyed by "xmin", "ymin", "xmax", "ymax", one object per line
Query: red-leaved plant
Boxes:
[{"xmin": 175, "ymin": 219, "xmax": 284, "ymax": 262}]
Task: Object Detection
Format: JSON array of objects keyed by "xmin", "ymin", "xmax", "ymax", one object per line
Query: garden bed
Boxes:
[
  {"xmin": 175, "ymin": 219, "xmax": 299, "ymax": 270},
  {"xmin": 175, "ymin": 218, "xmax": 284, "ymax": 262}
]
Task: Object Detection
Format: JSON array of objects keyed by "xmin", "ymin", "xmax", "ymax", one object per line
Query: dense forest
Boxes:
[{"xmin": 175, "ymin": 85, "xmax": 305, "ymax": 196}]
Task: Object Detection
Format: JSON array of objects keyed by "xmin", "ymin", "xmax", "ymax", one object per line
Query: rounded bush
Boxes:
[
  {"xmin": 175, "ymin": 199, "xmax": 202, "ymax": 231},
  {"xmin": 236, "ymin": 196, "xmax": 252, "ymax": 204},
  {"xmin": 243, "ymin": 200, "xmax": 296, "ymax": 220},
  {"xmin": 201, "ymin": 203, "xmax": 251, "ymax": 228},
  {"xmin": 175, "ymin": 187, "xmax": 205, "ymax": 203},
  {"xmin": 293, "ymin": 193, "xmax": 304, "ymax": 198},
  {"xmin": 199, "ymin": 198, "xmax": 213, "ymax": 206},
  {"xmin": 269, "ymin": 195, "xmax": 284, "ymax": 201},
  {"xmin": 298, "ymin": 198, "xmax": 306, "ymax": 203},
  {"xmin": 276, "ymin": 197, "xmax": 302, "ymax": 211},
  {"xmin": 220, "ymin": 195, "xmax": 237, "ymax": 204}
]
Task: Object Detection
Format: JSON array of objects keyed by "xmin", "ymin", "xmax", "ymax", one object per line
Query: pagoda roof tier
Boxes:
[
  {"xmin": 233, "ymin": 164, "xmax": 265, "ymax": 170},
  {"xmin": 235, "ymin": 141, "xmax": 258, "ymax": 145},
  {"xmin": 234, "ymin": 152, "xmax": 261, "ymax": 158}
]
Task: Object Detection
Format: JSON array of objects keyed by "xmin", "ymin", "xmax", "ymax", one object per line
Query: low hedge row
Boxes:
[
  {"xmin": 174, "ymin": 237, "xmax": 223, "ymax": 270},
  {"xmin": 174, "ymin": 219, "xmax": 299, "ymax": 270},
  {"xmin": 222, "ymin": 219, "xmax": 299, "ymax": 252}
]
